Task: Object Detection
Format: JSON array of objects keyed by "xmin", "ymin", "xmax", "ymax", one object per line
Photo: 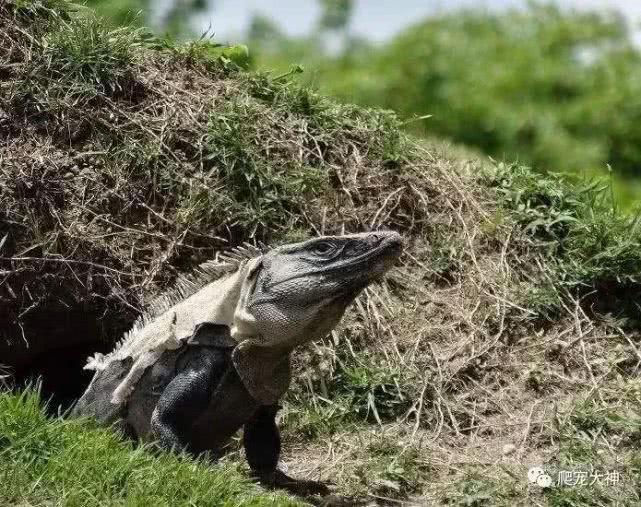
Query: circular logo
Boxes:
[
  {"xmin": 537, "ymin": 474, "xmax": 552, "ymax": 488},
  {"xmin": 528, "ymin": 466, "xmax": 545, "ymax": 484}
]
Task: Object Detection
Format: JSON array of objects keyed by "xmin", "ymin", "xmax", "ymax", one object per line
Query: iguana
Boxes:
[{"xmin": 73, "ymin": 231, "xmax": 402, "ymax": 496}]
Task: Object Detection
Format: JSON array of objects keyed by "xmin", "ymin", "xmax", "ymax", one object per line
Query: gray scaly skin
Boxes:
[{"xmin": 73, "ymin": 231, "xmax": 403, "ymax": 496}]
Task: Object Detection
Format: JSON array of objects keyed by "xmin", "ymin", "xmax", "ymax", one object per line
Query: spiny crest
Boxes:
[
  {"xmin": 136, "ymin": 242, "xmax": 266, "ymax": 333},
  {"xmin": 216, "ymin": 242, "xmax": 264, "ymax": 264},
  {"xmin": 85, "ymin": 242, "xmax": 265, "ymax": 371}
]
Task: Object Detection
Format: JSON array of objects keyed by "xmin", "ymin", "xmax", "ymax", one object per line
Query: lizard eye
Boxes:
[{"xmin": 312, "ymin": 241, "xmax": 334, "ymax": 256}]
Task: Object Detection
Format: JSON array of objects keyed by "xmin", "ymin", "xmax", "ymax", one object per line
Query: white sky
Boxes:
[{"xmin": 195, "ymin": 0, "xmax": 641, "ymax": 43}]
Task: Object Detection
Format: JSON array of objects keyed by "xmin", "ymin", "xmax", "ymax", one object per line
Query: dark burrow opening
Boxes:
[
  {"xmin": 11, "ymin": 340, "xmax": 112, "ymax": 413},
  {"xmin": 2, "ymin": 305, "xmax": 131, "ymax": 414}
]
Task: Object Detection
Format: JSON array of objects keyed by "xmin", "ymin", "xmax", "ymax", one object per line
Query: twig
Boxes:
[{"xmin": 2, "ymin": 256, "xmax": 137, "ymax": 277}]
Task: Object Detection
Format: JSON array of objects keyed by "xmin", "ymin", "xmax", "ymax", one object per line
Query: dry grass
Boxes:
[{"xmin": 2, "ymin": 1, "xmax": 641, "ymax": 505}]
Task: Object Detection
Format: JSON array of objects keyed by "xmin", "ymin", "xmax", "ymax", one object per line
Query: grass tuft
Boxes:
[
  {"xmin": 42, "ymin": 16, "xmax": 144, "ymax": 93},
  {"xmin": 486, "ymin": 162, "xmax": 641, "ymax": 323}
]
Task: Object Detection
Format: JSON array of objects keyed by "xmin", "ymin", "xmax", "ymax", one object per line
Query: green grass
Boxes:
[
  {"xmin": 201, "ymin": 95, "xmax": 329, "ymax": 230},
  {"xmin": 281, "ymin": 345, "xmax": 420, "ymax": 441},
  {"xmin": 0, "ymin": 389, "xmax": 301, "ymax": 506},
  {"xmin": 43, "ymin": 16, "xmax": 143, "ymax": 90},
  {"xmin": 485, "ymin": 162, "xmax": 641, "ymax": 323},
  {"xmin": 439, "ymin": 471, "xmax": 525, "ymax": 506}
]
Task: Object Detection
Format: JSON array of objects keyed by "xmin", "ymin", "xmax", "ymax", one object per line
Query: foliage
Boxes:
[
  {"xmin": 80, "ymin": 0, "xmax": 209, "ymax": 35},
  {"xmin": 323, "ymin": 5, "xmax": 641, "ymax": 175},
  {"xmin": 252, "ymin": 4, "xmax": 641, "ymax": 208},
  {"xmin": 318, "ymin": 0, "xmax": 353, "ymax": 32},
  {"xmin": 81, "ymin": 0, "xmax": 146, "ymax": 27}
]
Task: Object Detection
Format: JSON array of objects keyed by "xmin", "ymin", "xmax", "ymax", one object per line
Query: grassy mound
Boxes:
[{"xmin": 2, "ymin": 1, "xmax": 641, "ymax": 504}]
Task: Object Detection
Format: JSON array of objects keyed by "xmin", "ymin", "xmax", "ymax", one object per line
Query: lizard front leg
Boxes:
[
  {"xmin": 150, "ymin": 346, "xmax": 227, "ymax": 452},
  {"xmin": 243, "ymin": 404, "xmax": 330, "ymax": 496}
]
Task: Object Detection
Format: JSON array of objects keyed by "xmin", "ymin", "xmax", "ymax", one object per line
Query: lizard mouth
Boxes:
[
  {"xmin": 319, "ymin": 231, "xmax": 402, "ymax": 273},
  {"xmin": 348, "ymin": 232, "xmax": 403, "ymax": 277},
  {"xmin": 315, "ymin": 234, "xmax": 403, "ymax": 298},
  {"xmin": 376, "ymin": 232, "xmax": 403, "ymax": 261}
]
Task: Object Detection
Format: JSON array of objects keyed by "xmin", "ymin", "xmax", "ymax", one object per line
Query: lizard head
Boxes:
[{"xmin": 232, "ymin": 231, "xmax": 403, "ymax": 348}]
